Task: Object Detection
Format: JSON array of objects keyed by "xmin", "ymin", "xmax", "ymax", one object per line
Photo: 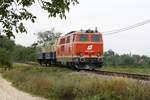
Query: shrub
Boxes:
[
  {"xmin": 2, "ymin": 64, "xmax": 150, "ymax": 100},
  {"xmin": 0, "ymin": 48, "xmax": 13, "ymax": 69},
  {"xmin": 0, "ymin": 36, "xmax": 15, "ymax": 69}
]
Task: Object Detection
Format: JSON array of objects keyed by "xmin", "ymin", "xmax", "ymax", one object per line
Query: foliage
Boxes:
[
  {"xmin": 35, "ymin": 28, "xmax": 62, "ymax": 52},
  {"xmin": 13, "ymin": 45, "xmax": 36, "ymax": 62},
  {"xmin": 0, "ymin": 0, "xmax": 79, "ymax": 38},
  {"xmin": 0, "ymin": 48, "xmax": 13, "ymax": 68},
  {"xmin": 0, "ymin": 35, "xmax": 15, "ymax": 68},
  {"xmin": 0, "ymin": 35, "xmax": 15, "ymax": 51},
  {"xmin": 36, "ymin": 28, "xmax": 62, "ymax": 46},
  {"xmin": 2, "ymin": 64, "xmax": 150, "ymax": 100},
  {"xmin": 101, "ymin": 66, "xmax": 150, "ymax": 75},
  {"xmin": 104, "ymin": 50, "xmax": 150, "ymax": 67},
  {"xmin": 13, "ymin": 28, "xmax": 62, "ymax": 62}
]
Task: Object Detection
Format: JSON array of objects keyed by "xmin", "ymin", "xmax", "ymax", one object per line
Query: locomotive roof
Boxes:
[
  {"xmin": 59, "ymin": 31, "xmax": 102, "ymax": 40},
  {"xmin": 66, "ymin": 30, "xmax": 102, "ymax": 36}
]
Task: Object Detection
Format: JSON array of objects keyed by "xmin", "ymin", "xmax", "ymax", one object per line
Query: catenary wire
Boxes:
[{"xmin": 103, "ymin": 19, "xmax": 150, "ymax": 36}]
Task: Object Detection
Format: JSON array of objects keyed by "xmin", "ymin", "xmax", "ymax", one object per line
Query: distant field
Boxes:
[
  {"xmin": 101, "ymin": 66, "xmax": 150, "ymax": 75},
  {"xmin": 1, "ymin": 64, "xmax": 150, "ymax": 100}
]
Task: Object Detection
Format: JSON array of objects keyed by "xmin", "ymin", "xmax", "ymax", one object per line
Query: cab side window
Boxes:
[
  {"xmin": 73, "ymin": 34, "xmax": 76, "ymax": 42},
  {"xmin": 60, "ymin": 38, "xmax": 65, "ymax": 44},
  {"xmin": 66, "ymin": 36, "xmax": 70, "ymax": 43}
]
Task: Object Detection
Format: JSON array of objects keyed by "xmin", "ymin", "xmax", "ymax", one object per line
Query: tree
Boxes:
[
  {"xmin": 13, "ymin": 45, "xmax": 36, "ymax": 62},
  {"xmin": 0, "ymin": 0, "xmax": 79, "ymax": 38},
  {"xmin": 120, "ymin": 54, "xmax": 134, "ymax": 66},
  {"xmin": 104, "ymin": 50, "xmax": 150, "ymax": 67},
  {"xmin": 0, "ymin": 36, "xmax": 15, "ymax": 69},
  {"xmin": 35, "ymin": 28, "xmax": 62, "ymax": 53},
  {"xmin": 36, "ymin": 28, "xmax": 62, "ymax": 46}
]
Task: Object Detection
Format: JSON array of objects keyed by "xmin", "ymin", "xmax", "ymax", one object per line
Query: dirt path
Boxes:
[{"xmin": 0, "ymin": 74, "xmax": 46, "ymax": 100}]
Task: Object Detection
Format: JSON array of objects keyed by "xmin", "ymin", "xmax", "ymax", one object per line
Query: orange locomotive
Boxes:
[{"xmin": 56, "ymin": 30, "xmax": 103, "ymax": 70}]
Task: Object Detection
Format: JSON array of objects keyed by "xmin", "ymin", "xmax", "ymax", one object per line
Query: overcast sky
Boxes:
[{"xmin": 14, "ymin": 0, "xmax": 150, "ymax": 56}]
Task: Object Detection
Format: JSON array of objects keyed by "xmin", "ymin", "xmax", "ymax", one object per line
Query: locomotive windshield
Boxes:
[
  {"xmin": 79, "ymin": 34, "xmax": 88, "ymax": 42},
  {"xmin": 91, "ymin": 34, "xmax": 100, "ymax": 42}
]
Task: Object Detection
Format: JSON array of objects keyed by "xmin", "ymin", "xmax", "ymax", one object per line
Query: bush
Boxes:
[
  {"xmin": 2, "ymin": 64, "xmax": 150, "ymax": 100},
  {"xmin": 0, "ymin": 36, "xmax": 15, "ymax": 69},
  {"xmin": 13, "ymin": 45, "xmax": 36, "ymax": 62},
  {"xmin": 104, "ymin": 50, "xmax": 150, "ymax": 67},
  {"xmin": 0, "ymin": 48, "xmax": 13, "ymax": 69}
]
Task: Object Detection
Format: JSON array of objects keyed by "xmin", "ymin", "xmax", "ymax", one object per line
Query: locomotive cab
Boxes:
[{"xmin": 73, "ymin": 32, "xmax": 103, "ymax": 69}]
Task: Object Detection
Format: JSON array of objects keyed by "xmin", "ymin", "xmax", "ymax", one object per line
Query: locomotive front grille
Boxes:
[{"xmin": 84, "ymin": 58, "xmax": 98, "ymax": 62}]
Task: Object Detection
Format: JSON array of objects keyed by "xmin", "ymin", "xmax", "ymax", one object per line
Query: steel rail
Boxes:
[
  {"xmin": 23, "ymin": 62, "xmax": 150, "ymax": 81},
  {"xmin": 82, "ymin": 70, "xmax": 150, "ymax": 81}
]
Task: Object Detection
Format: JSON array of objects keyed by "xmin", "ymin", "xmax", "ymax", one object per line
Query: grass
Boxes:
[
  {"xmin": 1, "ymin": 64, "xmax": 150, "ymax": 100},
  {"xmin": 101, "ymin": 66, "xmax": 150, "ymax": 75}
]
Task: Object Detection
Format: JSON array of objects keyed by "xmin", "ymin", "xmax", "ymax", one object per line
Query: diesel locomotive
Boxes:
[{"xmin": 37, "ymin": 30, "xmax": 103, "ymax": 70}]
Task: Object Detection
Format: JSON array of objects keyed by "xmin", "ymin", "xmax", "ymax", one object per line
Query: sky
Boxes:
[{"xmin": 14, "ymin": 0, "xmax": 150, "ymax": 56}]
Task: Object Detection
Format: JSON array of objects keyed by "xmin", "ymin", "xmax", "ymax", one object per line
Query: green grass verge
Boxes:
[
  {"xmin": 101, "ymin": 66, "xmax": 150, "ymax": 75},
  {"xmin": 1, "ymin": 64, "xmax": 150, "ymax": 100}
]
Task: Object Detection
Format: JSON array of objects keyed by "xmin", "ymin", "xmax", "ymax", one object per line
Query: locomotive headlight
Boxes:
[
  {"xmin": 98, "ymin": 57, "xmax": 102, "ymax": 62},
  {"xmin": 97, "ymin": 53, "xmax": 100, "ymax": 57},
  {"xmin": 80, "ymin": 57, "xmax": 85, "ymax": 62},
  {"xmin": 97, "ymin": 56, "xmax": 103, "ymax": 62},
  {"xmin": 78, "ymin": 53, "xmax": 85, "ymax": 62},
  {"xmin": 79, "ymin": 53, "xmax": 83, "ymax": 57}
]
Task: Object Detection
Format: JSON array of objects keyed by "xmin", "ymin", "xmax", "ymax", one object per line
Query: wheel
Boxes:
[
  {"xmin": 75, "ymin": 65, "xmax": 80, "ymax": 71},
  {"xmin": 91, "ymin": 68, "xmax": 95, "ymax": 71}
]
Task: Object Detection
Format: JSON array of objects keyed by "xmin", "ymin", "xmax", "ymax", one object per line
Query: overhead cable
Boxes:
[{"xmin": 103, "ymin": 19, "xmax": 150, "ymax": 36}]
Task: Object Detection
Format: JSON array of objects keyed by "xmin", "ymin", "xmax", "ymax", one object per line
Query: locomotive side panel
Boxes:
[{"xmin": 56, "ymin": 34, "xmax": 75, "ymax": 65}]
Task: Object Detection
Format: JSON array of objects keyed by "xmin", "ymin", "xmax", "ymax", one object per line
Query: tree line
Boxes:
[
  {"xmin": 0, "ymin": 36, "xmax": 36, "ymax": 69},
  {"xmin": 13, "ymin": 45, "xmax": 36, "ymax": 62},
  {"xmin": 104, "ymin": 50, "xmax": 150, "ymax": 67}
]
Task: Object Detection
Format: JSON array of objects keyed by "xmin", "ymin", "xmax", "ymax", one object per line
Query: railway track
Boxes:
[
  {"xmin": 22, "ymin": 62, "xmax": 150, "ymax": 81},
  {"xmin": 82, "ymin": 70, "xmax": 150, "ymax": 81}
]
